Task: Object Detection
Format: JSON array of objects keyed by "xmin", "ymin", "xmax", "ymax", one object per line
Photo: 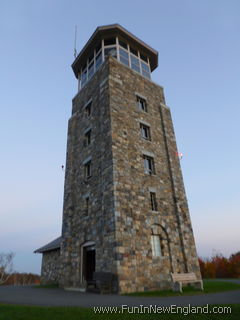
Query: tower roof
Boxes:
[{"xmin": 72, "ymin": 24, "xmax": 158, "ymax": 78}]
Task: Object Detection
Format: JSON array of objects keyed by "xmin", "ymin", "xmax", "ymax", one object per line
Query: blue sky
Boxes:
[{"xmin": 0, "ymin": 0, "xmax": 239, "ymax": 274}]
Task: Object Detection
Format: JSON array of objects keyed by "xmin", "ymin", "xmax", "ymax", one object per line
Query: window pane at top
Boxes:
[
  {"xmin": 140, "ymin": 53, "xmax": 148, "ymax": 62},
  {"xmin": 104, "ymin": 38, "xmax": 116, "ymax": 46},
  {"xmin": 96, "ymin": 42, "xmax": 102, "ymax": 53},
  {"xmin": 89, "ymin": 52, "xmax": 94, "ymax": 62},
  {"xmin": 119, "ymin": 40, "xmax": 128, "ymax": 49},
  {"xmin": 130, "ymin": 47, "xmax": 138, "ymax": 56}
]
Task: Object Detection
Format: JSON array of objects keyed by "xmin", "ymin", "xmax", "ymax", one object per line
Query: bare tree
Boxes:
[{"xmin": 0, "ymin": 252, "xmax": 15, "ymax": 285}]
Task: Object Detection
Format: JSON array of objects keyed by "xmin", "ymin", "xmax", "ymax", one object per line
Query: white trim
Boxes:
[
  {"xmin": 84, "ymin": 98, "xmax": 92, "ymax": 108},
  {"xmin": 148, "ymin": 187, "xmax": 157, "ymax": 193},
  {"xmin": 100, "ymin": 77, "xmax": 108, "ymax": 88},
  {"xmin": 82, "ymin": 241, "xmax": 95, "ymax": 247},
  {"xmin": 83, "ymin": 126, "xmax": 92, "ymax": 134},
  {"xmin": 116, "ymin": 37, "xmax": 120, "ymax": 61},
  {"xmin": 138, "ymin": 119, "xmax": 150, "ymax": 126},
  {"xmin": 83, "ymin": 156, "xmax": 92, "ymax": 165},
  {"xmin": 83, "ymin": 192, "xmax": 90, "ymax": 199},
  {"xmin": 135, "ymin": 92, "xmax": 147, "ymax": 100},
  {"xmin": 160, "ymin": 102, "xmax": 170, "ymax": 110},
  {"xmin": 101, "ymin": 39, "xmax": 104, "ymax": 62},
  {"xmin": 142, "ymin": 150, "xmax": 155, "ymax": 157}
]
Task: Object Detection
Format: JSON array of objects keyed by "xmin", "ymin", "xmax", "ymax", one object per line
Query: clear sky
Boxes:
[{"xmin": 0, "ymin": 0, "xmax": 239, "ymax": 274}]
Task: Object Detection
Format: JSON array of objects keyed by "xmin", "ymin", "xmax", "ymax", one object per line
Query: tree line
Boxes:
[{"xmin": 199, "ymin": 251, "xmax": 240, "ymax": 278}]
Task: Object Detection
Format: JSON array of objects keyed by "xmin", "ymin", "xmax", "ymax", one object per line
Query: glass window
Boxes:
[
  {"xmin": 104, "ymin": 38, "xmax": 116, "ymax": 46},
  {"xmin": 150, "ymin": 192, "xmax": 158, "ymax": 211},
  {"xmin": 78, "ymin": 74, "xmax": 81, "ymax": 89},
  {"xmin": 88, "ymin": 61, "xmax": 94, "ymax": 79},
  {"xmin": 151, "ymin": 235, "xmax": 162, "ymax": 257},
  {"xmin": 141, "ymin": 61, "xmax": 150, "ymax": 72},
  {"xmin": 119, "ymin": 48, "xmax": 129, "ymax": 66},
  {"xmin": 137, "ymin": 96, "xmax": 147, "ymax": 112},
  {"xmin": 130, "ymin": 46, "xmax": 138, "ymax": 56},
  {"xmin": 143, "ymin": 155, "xmax": 155, "ymax": 175},
  {"xmin": 140, "ymin": 53, "xmax": 148, "ymax": 62},
  {"xmin": 96, "ymin": 42, "xmax": 102, "ymax": 53},
  {"xmin": 119, "ymin": 40, "xmax": 128, "ymax": 49},
  {"xmin": 85, "ymin": 197, "xmax": 90, "ymax": 215},
  {"xmin": 88, "ymin": 52, "xmax": 94, "ymax": 62},
  {"xmin": 130, "ymin": 54, "xmax": 140, "ymax": 73},
  {"xmin": 81, "ymin": 69, "xmax": 87, "ymax": 86},
  {"xmin": 84, "ymin": 160, "xmax": 91, "ymax": 179},
  {"xmin": 142, "ymin": 70, "xmax": 151, "ymax": 79},
  {"xmin": 84, "ymin": 129, "xmax": 91, "ymax": 147},
  {"xmin": 104, "ymin": 46, "xmax": 117, "ymax": 58},
  {"xmin": 85, "ymin": 101, "xmax": 92, "ymax": 117},
  {"xmin": 141, "ymin": 61, "xmax": 151, "ymax": 79},
  {"xmin": 140, "ymin": 123, "xmax": 151, "ymax": 140},
  {"xmin": 96, "ymin": 51, "xmax": 102, "ymax": 70}
]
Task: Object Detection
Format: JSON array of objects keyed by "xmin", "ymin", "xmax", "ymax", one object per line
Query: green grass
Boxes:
[
  {"xmin": 125, "ymin": 280, "xmax": 240, "ymax": 297},
  {"xmin": 0, "ymin": 304, "xmax": 239, "ymax": 320}
]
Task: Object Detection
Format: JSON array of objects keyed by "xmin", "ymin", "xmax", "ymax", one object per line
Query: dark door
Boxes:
[{"xmin": 84, "ymin": 246, "xmax": 96, "ymax": 282}]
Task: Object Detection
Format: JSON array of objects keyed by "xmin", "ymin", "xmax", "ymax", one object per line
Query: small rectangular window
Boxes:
[
  {"xmin": 85, "ymin": 197, "xmax": 90, "ymax": 215},
  {"xmin": 151, "ymin": 235, "xmax": 162, "ymax": 257},
  {"xmin": 137, "ymin": 96, "xmax": 147, "ymax": 112},
  {"xmin": 84, "ymin": 129, "xmax": 91, "ymax": 147},
  {"xmin": 150, "ymin": 192, "xmax": 158, "ymax": 211},
  {"xmin": 84, "ymin": 160, "xmax": 91, "ymax": 179},
  {"xmin": 85, "ymin": 101, "xmax": 92, "ymax": 117},
  {"xmin": 140, "ymin": 123, "xmax": 151, "ymax": 140},
  {"xmin": 143, "ymin": 155, "xmax": 155, "ymax": 175}
]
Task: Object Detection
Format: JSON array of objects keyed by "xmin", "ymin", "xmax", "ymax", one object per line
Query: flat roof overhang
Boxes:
[{"xmin": 72, "ymin": 24, "xmax": 158, "ymax": 78}]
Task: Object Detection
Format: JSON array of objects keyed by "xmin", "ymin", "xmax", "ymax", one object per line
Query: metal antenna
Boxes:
[{"xmin": 74, "ymin": 25, "xmax": 78, "ymax": 58}]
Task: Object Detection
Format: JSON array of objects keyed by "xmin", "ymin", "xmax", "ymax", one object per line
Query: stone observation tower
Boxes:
[{"xmin": 35, "ymin": 24, "xmax": 201, "ymax": 293}]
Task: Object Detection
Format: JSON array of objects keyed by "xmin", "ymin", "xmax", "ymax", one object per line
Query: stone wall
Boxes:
[
  {"xmin": 59, "ymin": 59, "xmax": 117, "ymax": 289},
  {"xmin": 41, "ymin": 249, "xmax": 60, "ymax": 284},
  {"xmin": 108, "ymin": 56, "xmax": 201, "ymax": 292}
]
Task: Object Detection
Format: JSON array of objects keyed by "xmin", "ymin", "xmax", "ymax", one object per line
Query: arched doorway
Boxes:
[{"xmin": 151, "ymin": 224, "xmax": 173, "ymax": 272}]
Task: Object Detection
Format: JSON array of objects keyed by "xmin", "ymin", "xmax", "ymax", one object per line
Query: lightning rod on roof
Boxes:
[{"xmin": 74, "ymin": 25, "xmax": 78, "ymax": 58}]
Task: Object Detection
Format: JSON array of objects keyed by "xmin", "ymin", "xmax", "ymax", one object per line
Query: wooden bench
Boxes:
[
  {"xmin": 93, "ymin": 272, "xmax": 114, "ymax": 294},
  {"xmin": 171, "ymin": 273, "xmax": 203, "ymax": 293}
]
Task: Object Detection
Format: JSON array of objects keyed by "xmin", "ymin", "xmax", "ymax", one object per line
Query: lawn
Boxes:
[
  {"xmin": 0, "ymin": 304, "xmax": 239, "ymax": 320},
  {"xmin": 125, "ymin": 279, "xmax": 240, "ymax": 297}
]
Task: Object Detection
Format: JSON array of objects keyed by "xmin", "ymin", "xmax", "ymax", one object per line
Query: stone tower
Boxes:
[{"xmin": 58, "ymin": 24, "xmax": 201, "ymax": 293}]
